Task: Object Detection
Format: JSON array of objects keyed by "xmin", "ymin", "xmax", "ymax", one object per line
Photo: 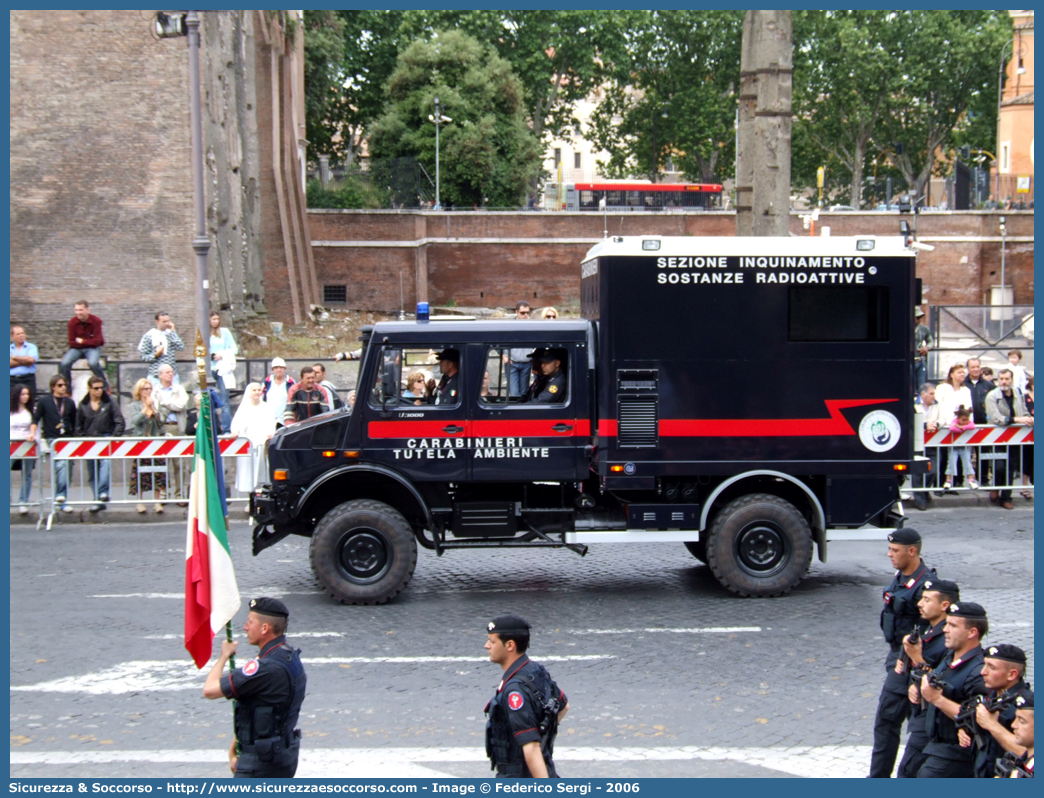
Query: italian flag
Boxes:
[{"xmin": 185, "ymin": 391, "xmax": 241, "ymax": 668}]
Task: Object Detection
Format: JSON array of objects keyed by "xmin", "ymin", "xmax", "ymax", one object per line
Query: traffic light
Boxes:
[{"xmin": 960, "ymin": 145, "xmax": 971, "ymax": 161}]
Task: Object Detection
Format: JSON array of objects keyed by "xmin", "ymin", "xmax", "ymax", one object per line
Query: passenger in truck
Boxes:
[
  {"xmin": 401, "ymin": 371, "xmax": 428, "ymax": 406},
  {"xmin": 426, "ymin": 349, "xmax": 460, "ymax": 405},
  {"xmin": 518, "ymin": 349, "xmax": 546, "ymax": 403},
  {"xmin": 532, "ymin": 350, "xmax": 567, "ymax": 404}
]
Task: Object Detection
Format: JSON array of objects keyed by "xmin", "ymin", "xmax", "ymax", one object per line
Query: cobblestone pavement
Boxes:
[{"xmin": 9, "ymin": 504, "xmax": 1033, "ymax": 778}]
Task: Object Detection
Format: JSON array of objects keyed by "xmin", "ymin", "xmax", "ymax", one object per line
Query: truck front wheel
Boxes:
[
  {"xmin": 310, "ymin": 499, "xmax": 418, "ymax": 605},
  {"xmin": 705, "ymin": 493, "xmax": 813, "ymax": 597}
]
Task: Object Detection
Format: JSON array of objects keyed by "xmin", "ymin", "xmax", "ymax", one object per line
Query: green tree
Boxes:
[
  {"xmin": 399, "ymin": 11, "xmax": 626, "ymax": 196},
  {"xmin": 368, "ymin": 30, "xmax": 543, "ymax": 208},
  {"xmin": 878, "ymin": 10, "xmax": 1008, "ymax": 202},
  {"xmin": 303, "ymin": 10, "xmax": 406, "ymax": 164},
  {"xmin": 792, "ymin": 10, "xmax": 1008, "ymax": 206},
  {"xmin": 587, "ymin": 10, "xmax": 743, "ymax": 184},
  {"xmin": 792, "ymin": 11, "xmax": 899, "ymax": 208}
]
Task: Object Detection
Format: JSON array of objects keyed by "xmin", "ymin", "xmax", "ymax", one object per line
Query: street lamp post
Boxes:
[
  {"xmin": 996, "ymin": 39, "xmax": 1026, "ymax": 200},
  {"xmin": 429, "ymin": 98, "xmax": 451, "ymax": 210},
  {"xmin": 999, "ymin": 214, "xmax": 1007, "ymax": 339},
  {"xmin": 156, "ymin": 10, "xmax": 211, "ymax": 387},
  {"xmin": 186, "ymin": 11, "xmax": 211, "ymax": 371}
]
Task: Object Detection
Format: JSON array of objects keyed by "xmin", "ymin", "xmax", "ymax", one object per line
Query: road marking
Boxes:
[
  {"xmin": 10, "ymin": 745, "xmax": 873, "ymax": 778},
  {"xmin": 11, "ymin": 656, "xmax": 615, "ymax": 695},
  {"xmin": 91, "ymin": 589, "xmax": 321, "ymax": 599},
  {"xmin": 143, "ymin": 632, "xmax": 346, "ymax": 640},
  {"xmin": 573, "ymin": 626, "xmax": 762, "ymax": 634},
  {"xmin": 305, "ymin": 655, "xmax": 614, "ymax": 664}
]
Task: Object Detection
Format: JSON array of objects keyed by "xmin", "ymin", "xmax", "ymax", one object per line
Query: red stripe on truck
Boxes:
[{"xmin": 659, "ymin": 399, "xmax": 898, "ymax": 437}]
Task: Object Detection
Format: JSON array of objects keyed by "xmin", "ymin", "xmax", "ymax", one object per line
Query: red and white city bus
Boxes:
[{"xmin": 544, "ymin": 181, "xmax": 724, "ymax": 210}]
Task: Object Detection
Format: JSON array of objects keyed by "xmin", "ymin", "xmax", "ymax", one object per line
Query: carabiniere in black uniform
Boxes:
[
  {"xmin": 485, "ymin": 619, "xmax": 567, "ymax": 777},
  {"xmin": 220, "ymin": 603, "xmax": 307, "ymax": 778},
  {"xmin": 896, "ymin": 578, "xmax": 958, "ymax": 779},
  {"xmin": 869, "ymin": 528, "xmax": 935, "ymax": 778},
  {"xmin": 973, "ymin": 644, "xmax": 1033, "ymax": 779},
  {"xmin": 917, "ymin": 601, "xmax": 988, "ymax": 778}
]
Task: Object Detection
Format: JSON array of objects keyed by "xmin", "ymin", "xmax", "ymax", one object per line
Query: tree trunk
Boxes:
[
  {"xmin": 849, "ymin": 139, "xmax": 865, "ymax": 208},
  {"xmin": 736, "ymin": 11, "xmax": 793, "ymax": 236}
]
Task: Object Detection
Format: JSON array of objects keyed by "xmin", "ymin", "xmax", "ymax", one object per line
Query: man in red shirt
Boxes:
[{"xmin": 59, "ymin": 300, "xmax": 107, "ymax": 389}]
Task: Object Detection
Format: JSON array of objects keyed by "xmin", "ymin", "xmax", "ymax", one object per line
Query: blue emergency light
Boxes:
[{"xmin": 416, "ymin": 302, "xmax": 430, "ymax": 322}]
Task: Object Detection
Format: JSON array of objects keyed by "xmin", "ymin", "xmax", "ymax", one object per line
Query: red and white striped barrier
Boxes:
[
  {"xmin": 924, "ymin": 425, "xmax": 1033, "ymax": 447},
  {"xmin": 9, "ymin": 441, "xmax": 38, "ymax": 458},
  {"xmin": 50, "ymin": 436, "xmax": 251, "ymax": 459}
]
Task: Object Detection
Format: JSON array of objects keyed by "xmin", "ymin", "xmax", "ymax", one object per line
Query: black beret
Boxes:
[
  {"xmin": 984, "ymin": 644, "xmax": 1027, "ymax": 665},
  {"xmin": 435, "ymin": 349, "xmax": 460, "ymax": 362},
  {"xmin": 1014, "ymin": 693, "xmax": 1033, "ymax": 710},
  {"xmin": 888, "ymin": 528, "xmax": 922, "ymax": 545},
  {"xmin": 487, "ymin": 615, "xmax": 530, "ymax": 635},
  {"xmin": 947, "ymin": 601, "xmax": 987, "ymax": 619},
  {"xmin": 922, "ymin": 579, "xmax": 960, "ymax": 598},
  {"xmin": 249, "ymin": 596, "xmax": 289, "ymax": 618}
]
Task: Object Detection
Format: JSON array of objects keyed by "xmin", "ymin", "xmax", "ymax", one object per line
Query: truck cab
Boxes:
[{"xmin": 251, "ymin": 235, "xmax": 921, "ymax": 605}]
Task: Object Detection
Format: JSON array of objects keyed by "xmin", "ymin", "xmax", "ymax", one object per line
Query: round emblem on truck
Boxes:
[
  {"xmin": 624, "ymin": 463, "xmax": 636, "ymax": 475},
  {"xmin": 858, "ymin": 410, "xmax": 901, "ymax": 452}
]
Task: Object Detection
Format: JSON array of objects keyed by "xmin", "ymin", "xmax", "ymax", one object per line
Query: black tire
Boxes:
[
  {"xmin": 705, "ymin": 493, "xmax": 813, "ymax": 597},
  {"xmin": 310, "ymin": 499, "xmax": 418, "ymax": 605},
  {"xmin": 683, "ymin": 540, "xmax": 707, "ymax": 563}
]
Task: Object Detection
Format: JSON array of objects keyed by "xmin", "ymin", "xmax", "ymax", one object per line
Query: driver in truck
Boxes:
[{"xmin": 532, "ymin": 350, "xmax": 567, "ymax": 404}]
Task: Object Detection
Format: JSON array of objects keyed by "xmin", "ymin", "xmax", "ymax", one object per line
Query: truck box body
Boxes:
[{"xmin": 583, "ymin": 237, "xmax": 916, "ymax": 477}]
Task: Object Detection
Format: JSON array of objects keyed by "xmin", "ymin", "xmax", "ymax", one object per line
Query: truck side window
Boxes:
[
  {"xmin": 480, "ymin": 347, "xmax": 568, "ymax": 406},
  {"xmin": 368, "ymin": 346, "xmax": 461, "ymax": 409},
  {"xmin": 788, "ymin": 286, "xmax": 890, "ymax": 342},
  {"xmin": 482, "ymin": 347, "xmax": 510, "ymax": 404}
]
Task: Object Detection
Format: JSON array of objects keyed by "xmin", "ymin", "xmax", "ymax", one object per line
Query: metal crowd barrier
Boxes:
[
  {"xmin": 9, "ymin": 441, "xmax": 45, "ymax": 528},
  {"xmin": 9, "ymin": 436, "xmax": 254, "ymax": 530},
  {"xmin": 911, "ymin": 423, "xmax": 1034, "ymax": 495}
]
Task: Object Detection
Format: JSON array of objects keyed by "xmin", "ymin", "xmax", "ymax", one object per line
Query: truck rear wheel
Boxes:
[
  {"xmin": 683, "ymin": 540, "xmax": 706, "ymax": 563},
  {"xmin": 310, "ymin": 499, "xmax": 418, "ymax": 605},
  {"xmin": 705, "ymin": 493, "xmax": 812, "ymax": 597}
]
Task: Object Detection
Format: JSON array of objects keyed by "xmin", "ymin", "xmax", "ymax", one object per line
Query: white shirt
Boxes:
[
  {"xmin": 267, "ymin": 380, "xmax": 289, "ymax": 423},
  {"xmin": 10, "ymin": 408, "xmax": 32, "ymax": 441},
  {"xmin": 935, "ymin": 383, "xmax": 972, "ymax": 426},
  {"xmin": 157, "ymin": 386, "xmax": 178, "ymax": 422}
]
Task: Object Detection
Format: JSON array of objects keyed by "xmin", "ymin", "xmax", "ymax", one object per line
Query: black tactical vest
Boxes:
[{"xmin": 235, "ymin": 645, "xmax": 307, "ymax": 767}]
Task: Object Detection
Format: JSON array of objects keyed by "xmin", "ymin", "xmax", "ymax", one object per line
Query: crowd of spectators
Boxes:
[
  {"xmin": 8, "ymin": 303, "xmax": 367, "ymax": 515},
  {"xmin": 914, "ymin": 348, "xmax": 1034, "ymax": 511}
]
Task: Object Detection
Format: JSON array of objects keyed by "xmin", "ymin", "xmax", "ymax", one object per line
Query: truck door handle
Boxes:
[
  {"xmin": 442, "ymin": 425, "xmax": 464, "ymax": 434},
  {"xmin": 551, "ymin": 423, "xmax": 573, "ymax": 432}
]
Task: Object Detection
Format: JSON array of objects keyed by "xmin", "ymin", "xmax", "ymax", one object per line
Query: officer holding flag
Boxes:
[{"xmin": 204, "ymin": 597, "xmax": 307, "ymax": 778}]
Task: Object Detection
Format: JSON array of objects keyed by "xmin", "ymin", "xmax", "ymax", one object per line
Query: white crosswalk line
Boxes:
[
  {"xmin": 11, "ymin": 656, "xmax": 616, "ymax": 695},
  {"xmin": 573, "ymin": 626, "xmax": 762, "ymax": 634},
  {"xmin": 10, "ymin": 745, "xmax": 872, "ymax": 778}
]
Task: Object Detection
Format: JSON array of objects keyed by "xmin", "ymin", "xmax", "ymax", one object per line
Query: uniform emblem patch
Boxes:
[
  {"xmin": 549, "ymin": 385, "xmax": 558, "ymax": 393},
  {"xmin": 242, "ymin": 658, "xmax": 260, "ymax": 676},
  {"xmin": 507, "ymin": 691, "xmax": 524, "ymax": 710}
]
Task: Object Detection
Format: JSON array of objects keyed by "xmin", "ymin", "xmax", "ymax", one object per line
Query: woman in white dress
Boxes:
[{"xmin": 229, "ymin": 382, "xmax": 276, "ymax": 494}]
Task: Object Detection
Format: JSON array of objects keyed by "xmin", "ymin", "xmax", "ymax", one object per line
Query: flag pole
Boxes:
[{"xmin": 196, "ymin": 329, "xmax": 238, "ymax": 749}]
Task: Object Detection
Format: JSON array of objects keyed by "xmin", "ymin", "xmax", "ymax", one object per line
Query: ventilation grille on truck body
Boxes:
[
  {"xmin": 616, "ymin": 369, "xmax": 659, "ymax": 448},
  {"xmin": 451, "ymin": 502, "xmax": 518, "ymax": 538},
  {"xmin": 618, "ymin": 398, "xmax": 658, "ymax": 447}
]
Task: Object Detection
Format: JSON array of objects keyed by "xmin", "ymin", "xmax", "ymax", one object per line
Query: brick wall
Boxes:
[
  {"xmin": 10, "ymin": 11, "xmax": 198, "ymax": 359},
  {"xmin": 309, "ymin": 210, "xmax": 1034, "ymax": 314}
]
